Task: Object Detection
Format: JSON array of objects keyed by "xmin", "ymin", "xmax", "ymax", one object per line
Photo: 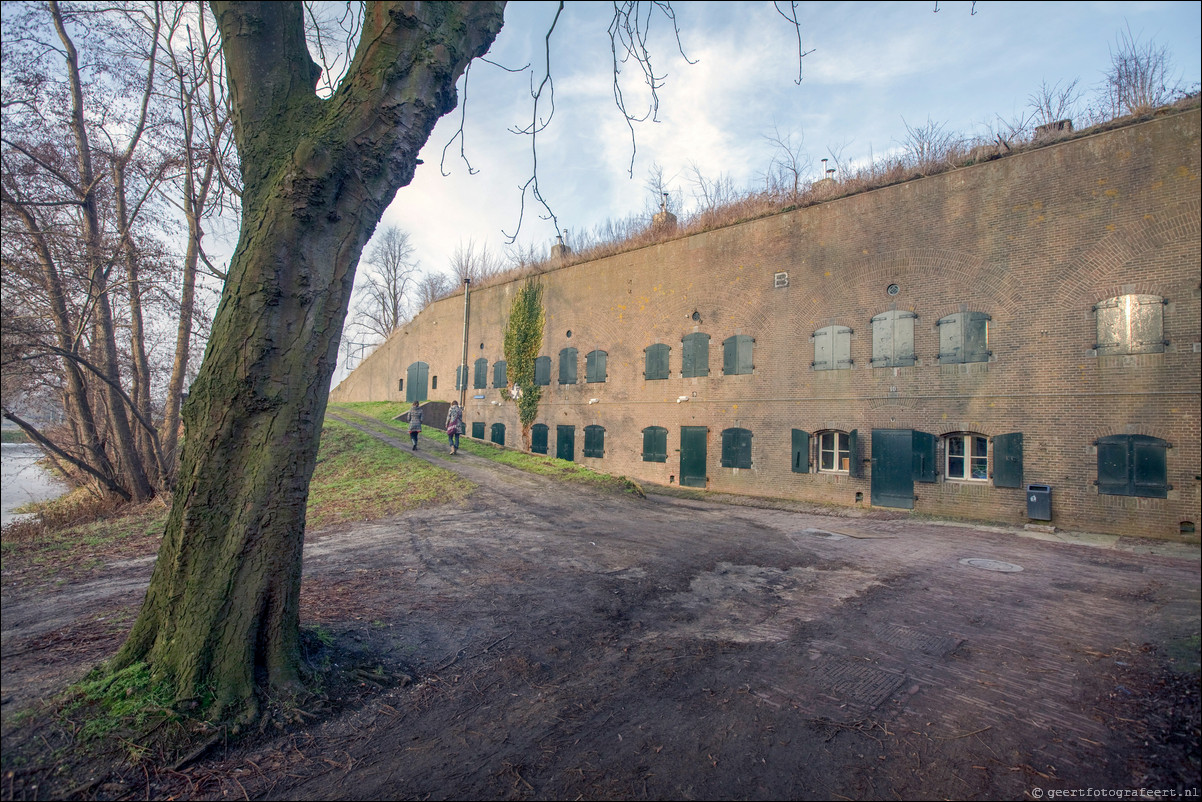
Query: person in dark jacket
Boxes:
[{"xmin": 407, "ymin": 401, "xmax": 422, "ymax": 449}]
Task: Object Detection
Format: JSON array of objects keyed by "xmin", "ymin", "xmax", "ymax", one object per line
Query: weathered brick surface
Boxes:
[{"xmin": 332, "ymin": 109, "xmax": 1202, "ymax": 541}]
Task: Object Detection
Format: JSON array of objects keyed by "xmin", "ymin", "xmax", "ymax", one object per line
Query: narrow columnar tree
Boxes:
[{"xmin": 502, "ymin": 279, "xmax": 545, "ymax": 447}]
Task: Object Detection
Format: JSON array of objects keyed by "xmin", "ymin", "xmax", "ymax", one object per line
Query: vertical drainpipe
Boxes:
[{"xmin": 459, "ymin": 277, "xmax": 471, "ymax": 409}]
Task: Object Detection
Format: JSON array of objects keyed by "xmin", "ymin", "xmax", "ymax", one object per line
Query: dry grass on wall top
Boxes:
[{"xmin": 437, "ymin": 95, "xmax": 1200, "ymax": 298}]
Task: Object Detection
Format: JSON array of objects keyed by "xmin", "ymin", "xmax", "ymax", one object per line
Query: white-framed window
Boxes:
[
  {"xmin": 817, "ymin": 430, "xmax": 851, "ymax": 473},
  {"xmin": 945, "ymin": 433, "xmax": 988, "ymax": 481}
]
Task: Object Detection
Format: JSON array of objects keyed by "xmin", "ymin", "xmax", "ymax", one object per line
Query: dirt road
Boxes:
[{"xmin": 2, "ymin": 412, "xmax": 1198, "ymax": 800}]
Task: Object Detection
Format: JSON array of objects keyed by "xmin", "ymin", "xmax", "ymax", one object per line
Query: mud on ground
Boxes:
[{"xmin": 2, "ymin": 414, "xmax": 1199, "ymax": 800}]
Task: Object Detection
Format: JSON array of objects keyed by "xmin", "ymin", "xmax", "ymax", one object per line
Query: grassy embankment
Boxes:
[{"xmin": 327, "ymin": 400, "xmax": 644, "ymax": 496}]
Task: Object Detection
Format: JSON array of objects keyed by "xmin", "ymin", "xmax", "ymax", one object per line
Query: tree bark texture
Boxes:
[{"xmin": 114, "ymin": 0, "xmax": 505, "ymax": 721}]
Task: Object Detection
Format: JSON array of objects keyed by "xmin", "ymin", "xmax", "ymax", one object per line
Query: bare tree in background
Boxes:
[
  {"xmin": 687, "ymin": 161, "xmax": 737, "ymax": 213},
  {"xmin": 448, "ymin": 238, "xmax": 505, "ymax": 284},
  {"xmin": 413, "ymin": 271, "xmax": 456, "ymax": 311},
  {"xmin": 900, "ymin": 116, "xmax": 962, "ymax": 173},
  {"xmin": 762, "ymin": 123, "xmax": 811, "ymax": 198},
  {"xmin": 1101, "ymin": 25, "xmax": 1183, "ymax": 117},
  {"xmin": 353, "ymin": 226, "xmax": 419, "ymax": 342},
  {"xmin": 1028, "ymin": 77, "xmax": 1082, "ymax": 126}
]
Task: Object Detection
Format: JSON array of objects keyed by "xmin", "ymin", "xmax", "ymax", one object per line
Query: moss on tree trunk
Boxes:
[{"xmin": 112, "ymin": 0, "xmax": 505, "ymax": 722}]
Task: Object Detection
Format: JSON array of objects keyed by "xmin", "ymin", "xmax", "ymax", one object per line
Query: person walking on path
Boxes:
[
  {"xmin": 407, "ymin": 401, "xmax": 423, "ymax": 450},
  {"xmin": 445, "ymin": 400, "xmax": 464, "ymax": 454}
]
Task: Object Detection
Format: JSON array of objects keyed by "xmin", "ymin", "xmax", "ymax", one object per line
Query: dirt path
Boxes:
[{"xmin": 2, "ymin": 413, "xmax": 1198, "ymax": 800}]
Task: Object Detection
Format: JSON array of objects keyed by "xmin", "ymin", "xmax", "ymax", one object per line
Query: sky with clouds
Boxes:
[{"xmin": 338, "ymin": 0, "xmax": 1200, "ymax": 373}]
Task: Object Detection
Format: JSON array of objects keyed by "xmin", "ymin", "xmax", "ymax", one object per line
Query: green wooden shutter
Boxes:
[
  {"xmin": 455, "ymin": 364, "xmax": 468, "ymax": 391},
  {"xmin": 559, "ymin": 348, "xmax": 577, "ymax": 384},
  {"xmin": 721, "ymin": 428, "xmax": 751, "ymax": 468},
  {"xmin": 1096, "ymin": 437, "xmax": 1130, "ymax": 495},
  {"xmin": 722, "ymin": 335, "xmax": 754, "ymax": 375},
  {"xmin": 847, "ymin": 429, "xmax": 861, "ymax": 478},
  {"xmin": 534, "ymin": 356, "xmax": 551, "ymax": 386},
  {"xmin": 912, "ymin": 430, "xmax": 937, "ymax": 483},
  {"xmin": 531, "ymin": 424, "xmax": 548, "ymax": 454},
  {"xmin": 991, "ymin": 432, "xmax": 1024, "ymax": 488},
  {"xmin": 791, "ymin": 429, "xmax": 810, "ymax": 474},
  {"xmin": 492, "ymin": 360, "xmax": 507, "ymax": 388},
  {"xmin": 938, "ymin": 314, "xmax": 962, "ymax": 362},
  {"xmin": 723, "ymin": 337, "xmax": 737, "ymax": 375},
  {"xmin": 873, "ymin": 311, "xmax": 916, "ymax": 366},
  {"xmin": 682, "ymin": 333, "xmax": 709, "ymax": 377},
  {"xmin": 643, "ymin": 427, "xmax": 667, "ymax": 462},
  {"xmin": 834, "ymin": 326, "xmax": 853, "ymax": 368},
  {"xmin": 812, "ymin": 327, "xmax": 832, "ymax": 369},
  {"xmin": 645, "ymin": 344, "xmax": 669, "ymax": 380},
  {"xmin": 584, "ymin": 425, "xmax": 605, "ymax": 458},
  {"xmin": 586, "ymin": 350, "xmax": 607, "ymax": 383},
  {"xmin": 490, "ymin": 423, "xmax": 505, "ymax": 446},
  {"xmin": 1132, "ymin": 435, "xmax": 1169, "ymax": 498},
  {"xmin": 870, "ymin": 313, "xmax": 893, "ymax": 366},
  {"xmin": 963, "ymin": 312, "xmax": 990, "ymax": 363},
  {"xmin": 471, "ymin": 421, "xmax": 485, "ymax": 439},
  {"xmin": 473, "ymin": 358, "xmax": 488, "ymax": 389}
]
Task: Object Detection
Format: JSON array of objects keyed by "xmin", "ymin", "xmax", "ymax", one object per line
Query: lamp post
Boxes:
[{"xmin": 459, "ymin": 277, "xmax": 471, "ymax": 409}]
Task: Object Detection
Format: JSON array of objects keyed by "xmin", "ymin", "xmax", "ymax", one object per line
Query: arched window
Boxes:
[
  {"xmin": 490, "ymin": 423, "xmax": 505, "ymax": 446},
  {"xmin": 812, "ymin": 325, "xmax": 852, "ymax": 370},
  {"xmin": 405, "ymin": 362, "xmax": 429, "ymax": 403},
  {"xmin": 1097, "ymin": 434, "xmax": 1170, "ymax": 498},
  {"xmin": 644, "ymin": 344, "xmax": 670, "ymax": 380},
  {"xmin": 586, "ymin": 350, "xmax": 607, "ymax": 383},
  {"xmin": 534, "ymin": 355, "xmax": 551, "ymax": 386},
  {"xmin": 722, "ymin": 335, "xmax": 754, "ymax": 375},
  {"xmin": 937, "ymin": 312, "xmax": 990, "ymax": 364},
  {"xmin": 1094, "ymin": 294, "xmax": 1166, "ymax": 355},
  {"xmin": 642, "ymin": 426, "xmax": 668, "ymax": 462},
  {"xmin": 720, "ymin": 427, "xmax": 752, "ymax": 469},
  {"xmin": 944, "ymin": 432, "xmax": 988, "ymax": 481},
  {"xmin": 531, "ymin": 423, "xmax": 549, "ymax": 454},
  {"xmin": 583, "ymin": 425, "xmax": 606, "ymax": 458},
  {"xmin": 558, "ymin": 347, "xmax": 578, "ymax": 384},
  {"xmin": 870, "ymin": 310, "xmax": 917, "ymax": 367},
  {"xmin": 816, "ymin": 430, "xmax": 852, "ymax": 473},
  {"xmin": 682, "ymin": 332, "xmax": 710, "ymax": 378}
]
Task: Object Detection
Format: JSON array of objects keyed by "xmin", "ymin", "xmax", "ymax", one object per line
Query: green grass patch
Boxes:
[
  {"xmin": 307, "ymin": 419, "xmax": 474, "ymax": 530},
  {"xmin": 327, "ymin": 401, "xmax": 643, "ymax": 497},
  {"xmin": 65, "ymin": 662, "xmax": 177, "ymax": 746}
]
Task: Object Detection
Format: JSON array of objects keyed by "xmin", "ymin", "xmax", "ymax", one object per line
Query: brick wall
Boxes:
[{"xmin": 332, "ymin": 109, "xmax": 1201, "ymax": 542}]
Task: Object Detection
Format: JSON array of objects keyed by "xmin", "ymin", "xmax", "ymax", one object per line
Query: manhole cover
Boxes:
[
  {"xmin": 959, "ymin": 558, "xmax": 1023, "ymax": 573},
  {"xmin": 801, "ymin": 528, "xmax": 848, "ymax": 541},
  {"xmin": 816, "ymin": 659, "xmax": 906, "ymax": 709}
]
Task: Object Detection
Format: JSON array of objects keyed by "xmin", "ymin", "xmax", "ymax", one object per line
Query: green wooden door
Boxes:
[
  {"xmin": 680, "ymin": 426, "xmax": 707, "ymax": 488},
  {"xmin": 405, "ymin": 362, "xmax": 428, "ymax": 403},
  {"xmin": 870, "ymin": 428, "xmax": 914, "ymax": 509},
  {"xmin": 556, "ymin": 425, "xmax": 575, "ymax": 461}
]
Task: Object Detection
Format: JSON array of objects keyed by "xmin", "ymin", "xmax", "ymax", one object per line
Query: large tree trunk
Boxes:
[{"xmin": 114, "ymin": 0, "xmax": 505, "ymax": 722}]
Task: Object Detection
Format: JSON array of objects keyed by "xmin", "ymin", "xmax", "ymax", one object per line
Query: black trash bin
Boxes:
[{"xmin": 1026, "ymin": 484, "xmax": 1052, "ymax": 521}]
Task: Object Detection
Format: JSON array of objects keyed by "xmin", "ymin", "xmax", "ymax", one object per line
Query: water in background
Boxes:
[{"xmin": 2, "ymin": 443, "xmax": 68, "ymax": 526}]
